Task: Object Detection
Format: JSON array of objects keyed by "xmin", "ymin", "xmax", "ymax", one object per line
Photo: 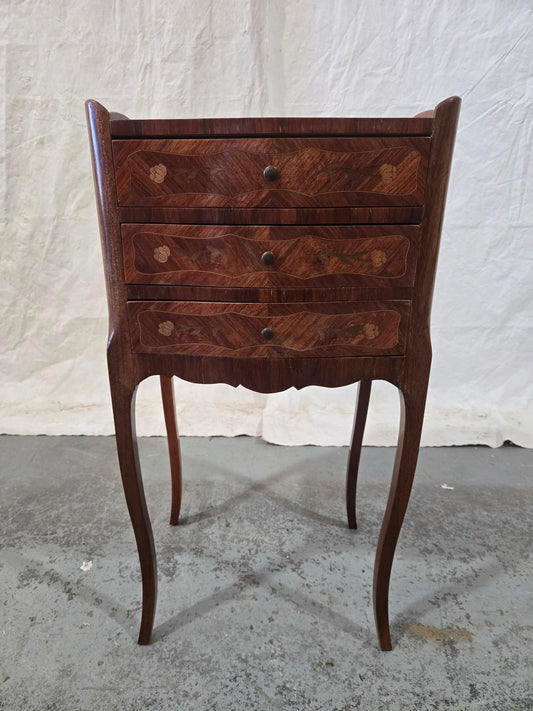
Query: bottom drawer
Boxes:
[{"xmin": 128, "ymin": 301, "xmax": 410, "ymax": 357}]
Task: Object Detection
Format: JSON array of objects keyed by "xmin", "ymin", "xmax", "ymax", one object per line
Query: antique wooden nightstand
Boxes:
[{"xmin": 86, "ymin": 97, "xmax": 460, "ymax": 649}]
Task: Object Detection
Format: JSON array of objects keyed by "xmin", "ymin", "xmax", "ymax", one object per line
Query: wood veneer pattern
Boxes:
[
  {"xmin": 110, "ymin": 115, "xmax": 434, "ymax": 139},
  {"xmin": 86, "ymin": 96, "xmax": 461, "ymax": 651},
  {"xmin": 128, "ymin": 300, "xmax": 410, "ymax": 357},
  {"xmin": 113, "ymin": 137, "xmax": 429, "ymax": 208},
  {"xmin": 122, "ymin": 224, "xmax": 419, "ymax": 287}
]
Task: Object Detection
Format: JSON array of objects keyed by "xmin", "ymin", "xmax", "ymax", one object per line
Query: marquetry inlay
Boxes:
[
  {"xmin": 157, "ymin": 320, "xmax": 174, "ymax": 336},
  {"xmin": 149, "ymin": 164, "xmax": 167, "ymax": 183}
]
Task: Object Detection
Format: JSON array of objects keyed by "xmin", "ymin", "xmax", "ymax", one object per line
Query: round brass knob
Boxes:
[
  {"xmin": 261, "ymin": 251, "xmax": 276, "ymax": 266},
  {"xmin": 263, "ymin": 165, "xmax": 279, "ymax": 182},
  {"xmin": 261, "ymin": 328, "xmax": 274, "ymax": 341}
]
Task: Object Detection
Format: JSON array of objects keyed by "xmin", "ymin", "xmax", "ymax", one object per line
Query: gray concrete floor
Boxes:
[{"xmin": 0, "ymin": 435, "xmax": 531, "ymax": 710}]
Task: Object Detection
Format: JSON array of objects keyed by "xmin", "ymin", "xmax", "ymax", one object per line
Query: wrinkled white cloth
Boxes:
[{"xmin": 1, "ymin": 0, "xmax": 532, "ymax": 446}]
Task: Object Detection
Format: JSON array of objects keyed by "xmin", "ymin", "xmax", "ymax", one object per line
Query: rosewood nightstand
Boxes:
[{"xmin": 86, "ymin": 97, "xmax": 460, "ymax": 649}]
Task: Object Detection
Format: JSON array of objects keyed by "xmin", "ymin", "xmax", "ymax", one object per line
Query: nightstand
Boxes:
[{"xmin": 86, "ymin": 97, "xmax": 460, "ymax": 649}]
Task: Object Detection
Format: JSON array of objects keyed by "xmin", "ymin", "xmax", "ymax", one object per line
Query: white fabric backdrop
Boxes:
[{"xmin": 1, "ymin": 0, "xmax": 532, "ymax": 446}]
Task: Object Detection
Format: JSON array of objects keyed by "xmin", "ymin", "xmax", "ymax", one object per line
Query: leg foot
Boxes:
[
  {"xmin": 346, "ymin": 380, "xmax": 372, "ymax": 529},
  {"xmin": 160, "ymin": 375, "xmax": 182, "ymax": 525},
  {"xmin": 373, "ymin": 384, "xmax": 427, "ymax": 650},
  {"xmin": 110, "ymin": 377, "xmax": 157, "ymax": 645}
]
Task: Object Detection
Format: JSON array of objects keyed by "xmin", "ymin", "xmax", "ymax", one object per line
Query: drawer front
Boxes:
[
  {"xmin": 113, "ymin": 137, "xmax": 429, "ymax": 208},
  {"xmin": 122, "ymin": 224, "xmax": 419, "ymax": 288},
  {"xmin": 128, "ymin": 301, "xmax": 410, "ymax": 357}
]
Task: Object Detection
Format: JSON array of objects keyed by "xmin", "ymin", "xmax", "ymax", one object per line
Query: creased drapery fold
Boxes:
[{"xmin": 1, "ymin": 1, "xmax": 531, "ymax": 446}]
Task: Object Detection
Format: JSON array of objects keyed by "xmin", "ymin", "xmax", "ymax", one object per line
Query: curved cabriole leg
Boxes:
[
  {"xmin": 346, "ymin": 380, "xmax": 372, "ymax": 529},
  {"xmin": 160, "ymin": 375, "xmax": 182, "ymax": 525},
  {"xmin": 373, "ymin": 383, "xmax": 428, "ymax": 650},
  {"xmin": 109, "ymin": 377, "xmax": 157, "ymax": 645}
]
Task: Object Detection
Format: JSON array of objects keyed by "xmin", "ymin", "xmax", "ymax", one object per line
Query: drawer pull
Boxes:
[
  {"xmin": 263, "ymin": 165, "xmax": 279, "ymax": 182},
  {"xmin": 261, "ymin": 251, "xmax": 276, "ymax": 266},
  {"xmin": 261, "ymin": 328, "xmax": 274, "ymax": 341}
]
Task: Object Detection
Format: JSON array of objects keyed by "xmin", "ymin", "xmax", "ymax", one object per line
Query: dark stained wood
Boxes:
[
  {"xmin": 108, "ymin": 375, "xmax": 157, "ymax": 645},
  {"xmin": 138, "ymin": 353, "xmax": 404, "ymax": 393},
  {"xmin": 86, "ymin": 96, "xmax": 460, "ymax": 650},
  {"xmin": 372, "ymin": 96, "xmax": 460, "ymax": 650},
  {"xmin": 160, "ymin": 375, "xmax": 182, "ymax": 525},
  {"xmin": 346, "ymin": 380, "xmax": 372, "ymax": 529},
  {"xmin": 374, "ymin": 373, "xmax": 430, "ymax": 651},
  {"xmin": 122, "ymin": 224, "xmax": 419, "ymax": 288},
  {"xmin": 113, "ymin": 137, "xmax": 429, "ymax": 208},
  {"xmin": 118, "ymin": 205, "xmax": 424, "ymax": 225},
  {"xmin": 86, "ymin": 99, "xmax": 158, "ymax": 645},
  {"xmin": 110, "ymin": 115, "xmax": 434, "ymax": 139},
  {"xmin": 126, "ymin": 283, "xmax": 415, "ymax": 304},
  {"xmin": 127, "ymin": 300, "xmax": 410, "ymax": 357}
]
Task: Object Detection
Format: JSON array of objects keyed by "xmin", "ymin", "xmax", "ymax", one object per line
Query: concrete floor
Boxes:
[{"xmin": 0, "ymin": 435, "xmax": 531, "ymax": 710}]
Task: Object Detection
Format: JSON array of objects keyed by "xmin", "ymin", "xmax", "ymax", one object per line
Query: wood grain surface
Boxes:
[
  {"xmin": 110, "ymin": 115, "xmax": 434, "ymax": 139},
  {"xmin": 122, "ymin": 224, "xmax": 419, "ymax": 288},
  {"xmin": 117, "ymin": 205, "xmax": 424, "ymax": 226},
  {"xmin": 86, "ymin": 96, "xmax": 461, "ymax": 651},
  {"xmin": 127, "ymin": 300, "xmax": 409, "ymax": 357},
  {"xmin": 113, "ymin": 137, "xmax": 429, "ymax": 207}
]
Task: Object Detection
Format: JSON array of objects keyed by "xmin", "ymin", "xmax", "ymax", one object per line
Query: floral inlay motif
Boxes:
[
  {"xmin": 206, "ymin": 246, "xmax": 224, "ymax": 263},
  {"xmin": 316, "ymin": 321, "xmax": 381, "ymax": 344},
  {"xmin": 318, "ymin": 248, "xmax": 388, "ymax": 270},
  {"xmin": 318, "ymin": 160, "xmax": 400, "ymax": 186},
  {"xmin": 363, "ymin": 322, "xmax": 380, "ymax": 339},
  {"xmin": 379, "ymin": 163, "xmax": 397, "ymax": 183},
  {"xmin": 319, "ymin": 164, "xmax": 375, "ymax": 182},
  {"xmin": 370, "ymin": 250, "xmax": 387, "ymax": 267},
  {"xmin": 150, "ymin": 164, "xmax": 167, "ymax": 183},
  {"xmin": 152, "ymin": 243, "xmax": 222, "ymax": 265},
  {"xmin": 158, "ymin": 320, "xmax": 175, "ymax": 336},
  {"xmin": 159, "ymin": 166, "xmax": 224, "ymax": 183},
  {"xmin": 154, "ymin": 245, "xmax": 171, "ymax": 263}
]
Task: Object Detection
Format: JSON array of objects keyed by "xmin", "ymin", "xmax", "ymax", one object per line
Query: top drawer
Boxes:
[{"xmin": 113, "ymin": 137, "xmax": 429, "ymax": 208}]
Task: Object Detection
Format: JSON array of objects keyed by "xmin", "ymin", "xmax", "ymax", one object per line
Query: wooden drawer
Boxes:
[
  {"xmin": 122, "ymin": 224, "xmax": 419, "ymax": 288},
  {"xmin": 113, "ymin": 137, "xmax": 429, "ymax": 208},
  {"xmin": 127, "ymin": 301, "xmax": 410, "ymax": 357}
]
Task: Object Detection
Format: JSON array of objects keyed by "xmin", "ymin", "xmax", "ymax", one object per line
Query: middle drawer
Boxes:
[{"xmin": 122, "ymin": 224, "xmax": 419, "ymax": 289}]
